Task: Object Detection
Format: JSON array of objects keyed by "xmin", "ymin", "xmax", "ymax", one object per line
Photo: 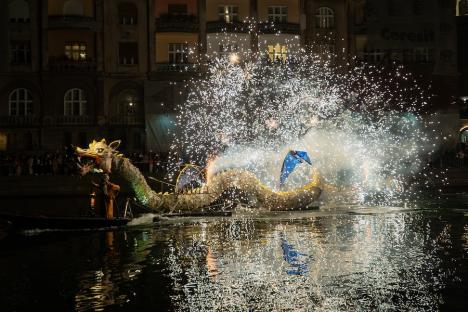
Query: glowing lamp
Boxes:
[{"xmin": 229, "ymin": 53, "xmax": 240, "ymax": 64}]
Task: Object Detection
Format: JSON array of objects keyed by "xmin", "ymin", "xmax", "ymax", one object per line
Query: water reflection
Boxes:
[
  {"xmin": 158, "ymin": 211, "xmax": 466, "ymax": 311},
  {"xmin": 0, "ymin": 207, "xmax": 467, "ymax": 311}
]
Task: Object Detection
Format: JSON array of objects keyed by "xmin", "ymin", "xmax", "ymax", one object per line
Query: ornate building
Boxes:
[{"xmin": 0, "ymin": 0, "xmax": 463, "ymax": 152}]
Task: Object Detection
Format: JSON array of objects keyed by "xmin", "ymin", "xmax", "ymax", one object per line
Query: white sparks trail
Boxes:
[{"xmin": 172, "ymin": 49, "xmax": 437, "ymax": 205}]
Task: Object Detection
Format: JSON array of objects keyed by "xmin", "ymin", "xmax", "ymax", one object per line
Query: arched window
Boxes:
[
  {"xmin": 461, "ymin": 128, "xmax": 468, "ymax": 143},
  {"xmin": 316, "ymin": 7, "xmax": 334, "ymax": 29},
  {"xmin": 459, "ymin": 0, "xmax": 468, "ymax": 16},
  {"xmin": 9, "ymin": 88, "xmax": 33, "ymax": 116},
  {"xmin": 119, "ymin": 2, "xmax": 138, "ymax": 25},
  {"xmin": 63, "ymin": 0, "xmax": 84, "ymax": 16},
  {"xmin": 9, "ymin": 0, "xmax": 30, "ymax": 23},
  {"xmin": 64, "ymin": 88, "xmax": 86, "ymax": 116},
  {"xmin": 117, "ymin": 89, "xmax": 140, "ymax": 115}
]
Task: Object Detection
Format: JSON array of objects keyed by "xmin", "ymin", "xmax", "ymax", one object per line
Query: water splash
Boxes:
[{"xmin": 174, "ymin": 50, "xmax": 436, "ymax": 204}]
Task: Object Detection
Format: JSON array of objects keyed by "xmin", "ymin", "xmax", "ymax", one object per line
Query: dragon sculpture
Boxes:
[{"xmin": 76, "ymin": 139, "xmax": 322, "ymax": 212}]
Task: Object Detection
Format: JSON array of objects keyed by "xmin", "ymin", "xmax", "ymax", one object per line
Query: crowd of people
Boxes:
[
  {"xmin": 0, "ymin": 148, "xmax": 176, "ymax": 177},
  {"xmin": 0, "ymin": 147, "xmax": 78, "ymax": 176}
]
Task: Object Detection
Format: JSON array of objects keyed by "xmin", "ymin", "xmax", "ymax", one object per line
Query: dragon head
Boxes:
[{"xmin": 76, "ymin": 139, "xmax": 121, "ymax": 175}]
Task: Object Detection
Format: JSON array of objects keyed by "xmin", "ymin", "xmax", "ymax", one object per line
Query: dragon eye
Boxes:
[{"xmin": 97, "ymin": 148, "xmax": 104, "ymax": 153}]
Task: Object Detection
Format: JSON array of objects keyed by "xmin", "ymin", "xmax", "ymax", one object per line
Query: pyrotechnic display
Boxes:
[
  {"xmin": 173, "ymin": 48, "xmax": 436, "ymax": 205},
  {"xmin": 1, "ymin": 1, "xmax": 467, "ymax": 311}
]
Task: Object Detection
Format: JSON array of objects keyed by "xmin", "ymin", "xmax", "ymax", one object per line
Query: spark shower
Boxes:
[{"xmin": 173, "ymin": 48, "xmax": 438, "ymax": 204}]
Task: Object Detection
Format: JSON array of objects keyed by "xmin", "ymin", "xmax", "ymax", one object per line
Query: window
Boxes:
[
  {"xmin": 65, "ymin": 43, "xmax": 87, "ymax": 61},
  {"xmin": 119, "ymin": 2, "xmax": 137, "ymax": 25},
  {"xmin": 10, "ymin": 41, "xmax": 31, "ymax": 64},
  {"xmin": 316, "ymin": 7, "xmax": 334, "ymax": 29},
  {"xmin": 64, "ymin": 88, "xmax": 86, "ymax": 116},
  {"xmin": 219, "ymin": 44, "xmax": 239, "ymax": 55},
  {"xmin": 218, "ymin": 5, "xmax": 238, "ymax": 23},
  {"xmin": 359, "ymin": 49, "xmax": 384, "ymax": 63},
  {"xmin": 9, "ymin": 88, "xmax": 33, "ymax": 116},
  {"xmin": 9, "ymin": 0, "xmax": 30, "ymax": 23},
  {"xmin": 119, "ymin": 42, "xmax": 138, "ymax": 65},
  {"xmin": 268, "ymin": 44, "xmax": 287, "ymax": 63},
  {"xmin": 414, "ymin": 47, "xmax": 431, "ymax": 63},
  {"xmin": 461, "ymin": 128, "xmax": 468, "ymax": 143},
  {"xmin": 169, "ymin": 43, "xmax": 188, "ymax": 64},
  {"xmin": 459, "ymin": 0, "xmax": 468, "ymax": 16},
  {"xmin": 387, "ymin": 0, "xmax": 398, "ymax": 16},
  {"xmin": 413, "ymin": 0, "xmax": 424, "ymax": 15},
  {"xmin": 63, "ymin": 0, "xmax": 84, "ymax": 16},
  {"xmin": 168, "ymin": 4, "xmax": 188, "ymax": 15},
  {"xmin": 268, "ymin": 6, "xmax": 288, "ymax": 23}
]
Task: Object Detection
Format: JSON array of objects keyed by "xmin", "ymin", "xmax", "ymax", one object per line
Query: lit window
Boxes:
[
  {"xmin": 316, "ymin": 7, "xmax": 334, "ymax": 29},
  {"xmin": 218, "ymin": 5, "xmax": 238, "ymax": 23},
  {"xmin": 119, "ymin": 42, "xmax": 138, "ymax": 65},
  {"xmin": 268, "ymin": 44, "xmax": 287, "ymax": 63},
  {"xmin": 10, "ymin": 41, "xmax": 31, "ymax": 64},
  {"xmin": 65, "ymin": 43, "xmax": 87, "ymax": 61},
  {"xmin": 169, "ymin": 43, "xmax": 188, "ymax": 64},
  {"xmin": 9, "ymin": 88, "xmax": 33, "ymax": 116},
  {"xmin": 119, "ymin": 2, "xmax": 137, "ymax": 25},
  {"xmin": 268, "ymin": 6, "xmax": 288, "ymax": 23},
  {"xmin": 461, "ymin": 128, "xmax": 468, "ymax": 143},
  {"xmin": 64, "ymin": 88, "xmax": 86, "ymax": 116}
]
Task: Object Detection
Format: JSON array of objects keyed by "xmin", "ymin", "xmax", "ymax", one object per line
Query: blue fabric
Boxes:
[
  {"xmin": 279, "ymin": 150, "xmax": 312, "ymax": 186},
  {"xmin": 280, "ymin": 234, "xmax": 312, "ymax": 276}
]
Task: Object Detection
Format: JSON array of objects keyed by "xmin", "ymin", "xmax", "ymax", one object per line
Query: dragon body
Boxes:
[{"xmin": 76, "ymin": 140, "xmax": 321, "ymax": 212}]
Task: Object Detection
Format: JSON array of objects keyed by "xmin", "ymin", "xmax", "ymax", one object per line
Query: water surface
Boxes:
[{"xmin": 1, "ymin": 201, "xmax": 467, "ymax": 311}]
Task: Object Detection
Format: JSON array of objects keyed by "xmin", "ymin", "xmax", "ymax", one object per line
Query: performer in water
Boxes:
[{"xmin": 92, "ymin": 174, "xmax": 120, "ymax": 219}]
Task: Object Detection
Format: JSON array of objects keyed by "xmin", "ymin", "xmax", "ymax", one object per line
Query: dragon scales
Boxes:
[{"xmin": 76, "ymin": 139, "xmax": 321, "ymax": 212}]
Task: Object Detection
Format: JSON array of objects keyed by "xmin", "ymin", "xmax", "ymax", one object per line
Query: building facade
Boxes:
[{"xmin": 0, "ymin": 0, "xmax": 463, "ymax": 152}]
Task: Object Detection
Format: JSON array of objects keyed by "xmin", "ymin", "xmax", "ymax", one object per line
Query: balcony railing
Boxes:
[
  {"xmin": 0, "ymin": 116, "xmax": 39, "ymax": 126},
  {"xmin": 155, "ymin": 63, "xmax": 199, "ymax": 72},
  {"xmin": 56, "ymin": 115, "xmax": 93, "ymax": 125},
  {"xmin": 48, "ymin": 15, "xmax": 98, "ymax": 29},
  {"xmin": 155, "ymin": 14, "xmax": 199, "ymax": 32},
  {"xmin": 108, "ymin": 115, "xmax": 144, "ymax": 125},
  {"xmin": 206, "ymin": 21, "xmax": 249, "ymax": 33},
  {"xmin": 258, "ymin": 22, "xmax": 300, "ymax": 34},
  {"xmin": 48, "ymin": 58, "xmax": 97, "ymax": 72}
]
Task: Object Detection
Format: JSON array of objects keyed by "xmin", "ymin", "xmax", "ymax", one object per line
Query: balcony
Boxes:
[
  {"xmin": 258, "ymin": 22, "xmax": 300, "ymax": 35},
  {"xmin": 155, "ymin": 14, "xmax": 199, "ymax": 32},
  {"xmin": 48, "ymin": 15, "xmax": 98, "ymax": 30},
  {"xmin": 108, "ymin": 115, "xmax": 144, "ymax": 126},
  {"xmin": 206, "ymin": 21, "xmax": 249, "ymax": 33},
  {"xmin": 56, "ymin": 115, "xmax": 93, "ymax": 125},
  {"xmin": 155, "ymin": 63, "xmax": 199, "ymax": 72},
  {"xmin": 48, "ymin": 58, "xmax": 97, "ymax": 72},
  {"xmin": 0, "ymin": 116, "xmax": 40, "ymax": 126}
]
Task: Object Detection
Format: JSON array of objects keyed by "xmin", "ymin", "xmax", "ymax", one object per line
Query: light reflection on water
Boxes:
[{"xmin": 0, "ymin": 206, "xmax": 467, "ymax": 311}]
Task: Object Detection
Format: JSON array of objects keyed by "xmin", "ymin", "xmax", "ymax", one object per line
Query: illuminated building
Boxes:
[{"xmin": 0, "ymin": 0, "xmax": 464, "ymax": 152}]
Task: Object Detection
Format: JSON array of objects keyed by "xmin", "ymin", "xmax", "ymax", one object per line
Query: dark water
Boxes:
[{"xmin": 1, "ymin": 199, "xmax": 468, "ymax": 311}]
